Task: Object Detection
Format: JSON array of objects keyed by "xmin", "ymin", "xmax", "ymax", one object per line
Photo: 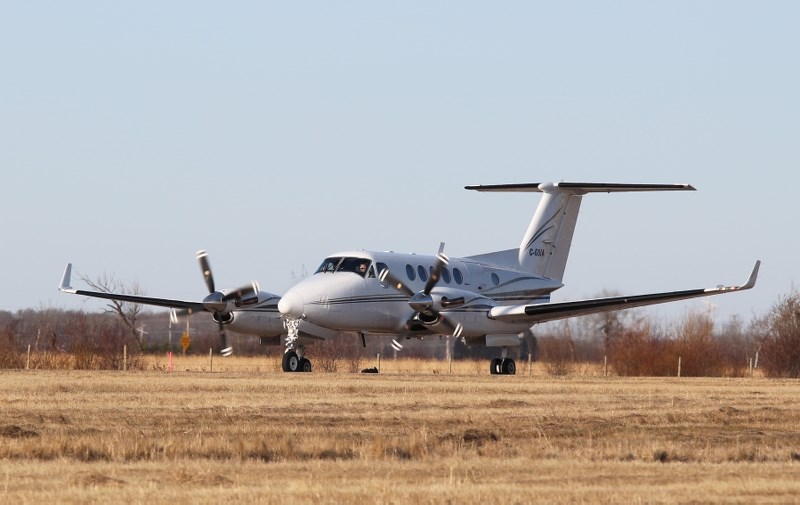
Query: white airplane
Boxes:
[
  {"xmin": 276, "ymin": 182, "xmax": 760, "ymax": 374},
  {"xmin": 60, "ymin": 181, "xmax": 760, "ymax": 375}
]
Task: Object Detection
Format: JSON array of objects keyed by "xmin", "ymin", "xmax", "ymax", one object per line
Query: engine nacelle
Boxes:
[
  {"xmin": 212, "ymin": 311, "xmax": 234, "ymax": 325},
  {"xmin": 429, "ymin": 287, "xmax": 491, "ymax": 313},
  {"xmin": 235, "ymin": 295, "xmax": 260, "ymax": 307}
]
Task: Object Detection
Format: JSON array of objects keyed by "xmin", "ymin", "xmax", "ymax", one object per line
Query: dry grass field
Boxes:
[{"xmin": 1, "ymin": 358, "xmax": 799, "ymax": 504}]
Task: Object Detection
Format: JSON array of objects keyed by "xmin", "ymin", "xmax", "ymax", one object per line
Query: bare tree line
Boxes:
[{"xmin": 2, "ymin": 278, "xmax": 799, "ymax": 376}]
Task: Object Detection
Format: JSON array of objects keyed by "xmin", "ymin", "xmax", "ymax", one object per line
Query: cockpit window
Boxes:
[
  {"xmin": 315, "ymin": 257, "xmax": 372, "ymax": 277},
  {"xmin": 315, "ymin": 257, "xmax": 342, "ymax": 274},
  {"xmin": 376, "ymin": 262, "xmax": 389, "ymax": 278},
  {"xmin": 337, "ymin": 257, "xmax": 372, "ymax": 278}
]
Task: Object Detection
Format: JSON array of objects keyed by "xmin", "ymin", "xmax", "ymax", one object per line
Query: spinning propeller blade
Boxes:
[
  {"xmin": 197, "ymin": 250, "xmax": 215, "ymax": 293},
  {"xmin": 382, "ymin": 242, "xmax": 463, "ymax": 340}
]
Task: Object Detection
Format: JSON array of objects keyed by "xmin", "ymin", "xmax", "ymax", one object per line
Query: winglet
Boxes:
[
  {"xmin": 710, "ymin": 260, "xmax": 761, "ymax": 293},
  {"xmin": 740, "ymin": 260, "xmax": 761, "ymax": 290},
  {"xmin": 59, "ymin": 263, "xmax": 76, "ymax": 293}
]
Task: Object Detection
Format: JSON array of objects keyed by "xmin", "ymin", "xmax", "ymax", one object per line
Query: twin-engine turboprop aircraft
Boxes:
[{"xmin": 60, "ymin": 181, "xmax": 760, "ymax": 375}]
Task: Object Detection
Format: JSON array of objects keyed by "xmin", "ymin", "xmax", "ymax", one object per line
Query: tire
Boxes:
[
  {"xmin": 300, "ymin": 358, "xmax": 312, "ymax": 373},
  {"xmin": 490, "ymin": 358, "xmax": 502, "ymax": 375},
  {"xmin": 282, "ymin": 350, "xmax": 300, "ymax": 372},
  {"xmin": 502, "ymin": 358, "xmax": 516, "ymax": 375}
]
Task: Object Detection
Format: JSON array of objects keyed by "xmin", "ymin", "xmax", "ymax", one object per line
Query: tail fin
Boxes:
[{"xmin": 465, "ymin": 182, "xmax": 695, "ymax": 282}]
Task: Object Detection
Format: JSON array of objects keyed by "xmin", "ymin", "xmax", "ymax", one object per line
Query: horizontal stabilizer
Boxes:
[{"xmin": 465, "ymin": 182, "xmax": 695, "ymax": 193}]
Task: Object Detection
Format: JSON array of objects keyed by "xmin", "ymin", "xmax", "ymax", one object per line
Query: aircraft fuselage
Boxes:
[{"xmin": 278, "ymin": 249, "xmax": 562, "ymax": 338}]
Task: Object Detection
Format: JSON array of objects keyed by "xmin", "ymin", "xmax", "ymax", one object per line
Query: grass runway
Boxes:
[{"xmin": 1, "ymin": 362, "xmax": 799, "ymax": 503}]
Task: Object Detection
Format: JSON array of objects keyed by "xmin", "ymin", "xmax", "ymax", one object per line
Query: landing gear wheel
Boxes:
[
  {"xmin": 282, "ymin": 350, "xmax": 300, "ymax": 372},
  {"xmin": 490, "ymin": 358, "xmax": 502, "ymax": 375},
  {"xmin": 502, "ymin": 358, "xmax": 516, "ymax": 375},
  {"xmin": 300, "ymin": 357, "xmax": 312, "ymax": 373}
]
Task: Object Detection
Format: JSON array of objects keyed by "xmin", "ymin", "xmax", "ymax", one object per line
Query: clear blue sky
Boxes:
[{"xmin": 1, "ymin": 2, "xmax": 797, "ymax": 326}]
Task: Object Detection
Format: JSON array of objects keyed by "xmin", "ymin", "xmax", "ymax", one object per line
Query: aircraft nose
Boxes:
[{"xmin": 278, "ymin": 290, "xmax": 305, "ymax": 318}]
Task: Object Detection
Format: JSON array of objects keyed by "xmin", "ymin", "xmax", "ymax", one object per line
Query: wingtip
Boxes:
[
  {"xmin": 59, "ymin": 263, "xmax": 74, "ymax": 292},
  {"xmin": 742, "ymin": 260, "xmax": 761, "ymax": 290}
]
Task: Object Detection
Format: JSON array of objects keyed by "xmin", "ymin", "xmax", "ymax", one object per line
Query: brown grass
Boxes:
[{"xmin": 1, "ymin": 363, "xmax": 798, "ymax": 503}]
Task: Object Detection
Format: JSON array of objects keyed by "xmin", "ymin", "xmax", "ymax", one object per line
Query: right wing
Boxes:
[
  {"xmin": 59, "ymin": 263, "xmax": 206, "ymax": 312},
  {"xmin": 489, "ymin": 261, "xmax": 761, "ymax": 324}
]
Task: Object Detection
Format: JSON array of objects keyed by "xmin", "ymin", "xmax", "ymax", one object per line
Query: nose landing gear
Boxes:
[{"xmin": 282, "ymin": 317, "xmax": 313, "ymax": 373}]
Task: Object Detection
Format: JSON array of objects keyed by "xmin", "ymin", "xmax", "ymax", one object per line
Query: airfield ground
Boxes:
[{"xmin": 1, "ymin": 361, "xmax": 798, "ymax": 504}]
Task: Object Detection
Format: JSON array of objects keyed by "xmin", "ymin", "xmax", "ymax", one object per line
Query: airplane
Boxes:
[
  {"xmin": 59, "ymin": 181, "xmax": 760, "ymax": 375},
  {"xmin": 276, "ymin": 182, "xmax": 760, "ymax": 374}
]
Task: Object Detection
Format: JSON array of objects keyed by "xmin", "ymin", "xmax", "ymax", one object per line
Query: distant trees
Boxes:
[
  {"xmin": 535, "ymin": 307, "xmax": 758, "ymax": 377},
  {"xmin": 2, "ymin": 287, "xmax": 800, "ymax": 377},
  {"xmin": 754, "ymin": 290, "xmax": 800, "ymax": 378},
  {"xmin": 0, "ymin": 308, "xmax": 145, "ymax": 370},
  {"xmin": 80, "ymin": 272, "xmax": 147, "ymax": 351}
]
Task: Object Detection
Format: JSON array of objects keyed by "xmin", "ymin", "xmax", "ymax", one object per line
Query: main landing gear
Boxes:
[
  {"xmin": 489, "ymin": 347, "xmax": 516, "ymax": 375},
  {"xmin": 282, "ymin": 317, "xmax": 312, "ymax": 372}
]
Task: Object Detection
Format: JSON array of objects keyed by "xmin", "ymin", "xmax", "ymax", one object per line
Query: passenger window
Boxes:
[
  {"xmin": 491, "ymin": 273, "xmax": 500, "ymax": 286},
  {"xmin": 417, "ymin": 265, "xmax": 428, "ymax": 282},
  {"xmin": 441, "ymin": 268, "xmax": 451, "ymax": 284},
  {"xmin": 453, "ymin": 268, "xmax": 463, "ymax": 285},
  {"xmin": 406, "ymin": 264, "xmax": 416, "ymax": 281}
]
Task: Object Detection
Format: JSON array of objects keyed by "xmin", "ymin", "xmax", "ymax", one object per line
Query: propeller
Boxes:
[
  {"xmin": 379, "ymin": 242, "xmax": 464, "ymax": 349},
  {"xmin": 196, "ymin": 250, "xmax": 260, "ymax": 357}
]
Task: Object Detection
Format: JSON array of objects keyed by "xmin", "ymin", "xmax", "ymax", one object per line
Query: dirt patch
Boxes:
[
  {"xmin": 462, "ymin": 429, "xmax": 500, "ymax": 446},
  {"xmin": 0, "ymin": 424, "xmax": 39, "ymax": 438},
  {"xmin": 74, "ymin": 472, "xmax": 126, "ymax": 487}
]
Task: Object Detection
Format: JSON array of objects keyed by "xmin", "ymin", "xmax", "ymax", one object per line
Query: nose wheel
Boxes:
[{"xmin": 282, "ymin": 349, "xmax": 312, "ymax": 372}]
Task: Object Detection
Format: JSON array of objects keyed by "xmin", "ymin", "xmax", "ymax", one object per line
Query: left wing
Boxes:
[{"xmin": 489, "ymin": 261, "xmax": 760, "ymax": 324}]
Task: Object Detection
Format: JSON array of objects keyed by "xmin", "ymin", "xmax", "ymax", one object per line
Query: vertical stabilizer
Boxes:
[
  {"xmin": 465, "ymin": 182, "xmax": 696, "ymax": 282},
  {"xmin": 518, "ymin": 183, "xmax": 582, "ymax": 280}
]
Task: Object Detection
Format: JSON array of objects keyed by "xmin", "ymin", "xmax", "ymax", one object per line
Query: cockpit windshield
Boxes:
[
  {"xmin": 315, "ymin": 257, "xmax": 342, "ymax": 274},
  {"xmin": 314, "ymin": 257, "xmax": 373, "ymax": 278}
]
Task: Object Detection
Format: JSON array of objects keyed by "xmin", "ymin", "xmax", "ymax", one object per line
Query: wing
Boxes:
[
  {"xmin": 59, "ymin": 263, "xmax": 206, "ymax": 312},
  {"xmin": 489, "ymin": 261, "xmax": 760, "ymax": 324}
]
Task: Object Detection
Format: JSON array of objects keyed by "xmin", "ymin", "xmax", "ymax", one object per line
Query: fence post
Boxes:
[
  {"xmin": 123, "ymin": 345, "xmax": 127, "ymax": 371},
  {"xmin": 209, "ymin": 348, "xmax": 213, "ymax": 372},
  {"xmin": 26, "ymin": 345, "xmax": 31, "ymax": 370},
  {"xmin": 677, "ymin": 356, "xmax": 682, "ymax": 378},
  {"xmin": 528, "ymin": 353, "xmax": 532, "ymax": 376},
  {"xmin": 604, "ymin": 355, "xmax": 608, "ymax": 377},
  {"xmin": 377, "ymin": 353, "xmax": 381, "ymax": 373}
]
